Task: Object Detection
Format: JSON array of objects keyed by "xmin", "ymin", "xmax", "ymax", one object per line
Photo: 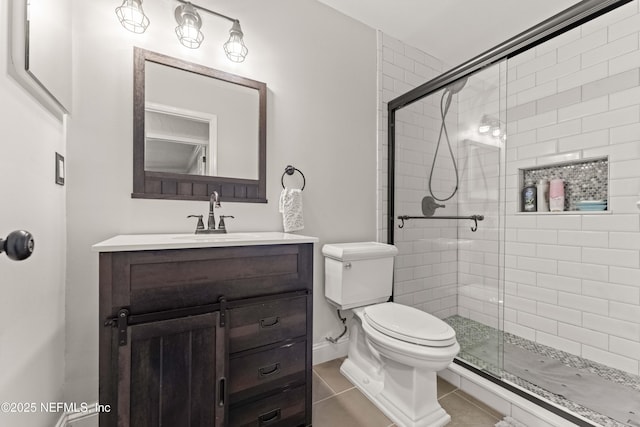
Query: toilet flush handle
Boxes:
[{"xmin": 344, "ymin": 262, "xmax": 352, "ymax": 269}]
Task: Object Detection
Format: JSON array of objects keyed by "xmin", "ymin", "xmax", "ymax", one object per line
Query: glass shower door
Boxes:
[
  {"xmin": 453, "ymin": 60, "xmax": 507, "ymax": 376},
  {"xmin": 391, "ymin": 59, "xmax": 507, "ymax": 377}
]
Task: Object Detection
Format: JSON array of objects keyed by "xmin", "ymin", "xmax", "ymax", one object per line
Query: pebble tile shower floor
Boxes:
[{"xmin": 446, "ymin": 315, "xmax": 640, "ymax": 427}]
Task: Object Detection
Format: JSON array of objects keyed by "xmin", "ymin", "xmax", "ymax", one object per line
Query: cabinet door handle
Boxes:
[
  {"xmin": 258, "ymin": 408, "xmax": 281, "ymax": 425},
  {"xmin": 218, "ymin": 377, "xmax": 226, "ymax": 407},
  {"xmin": 259, "ymin": 316, "xmax": 280, "ymax": 328},
  {"xmin": 258, "ymin": 362, "xmax": 281, "ymax": 377}
]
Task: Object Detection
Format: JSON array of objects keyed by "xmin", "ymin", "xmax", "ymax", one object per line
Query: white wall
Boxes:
[
  {"xmin": 502, "ymin": 1, "xmax": 640, "ymax": 375},
  {"xmin": 66, "ymin": 0, "xmax": 377, "ymax": 402},
  {"xmin": 0, "ymin": 2, "xmax": 67, "ymax": 427}
]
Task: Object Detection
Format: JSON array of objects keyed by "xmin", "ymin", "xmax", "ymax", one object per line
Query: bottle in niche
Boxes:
[
  {"xmin": 537, "ymin": 178, "xmax": 549, "ymax": 212},
  {"xmin": 549, "ymin": 178, "xmax": 565, "ymax": 212},
  {"xmin": 522, "ymin": 180, "xmax": 537, "ymax": 212}
]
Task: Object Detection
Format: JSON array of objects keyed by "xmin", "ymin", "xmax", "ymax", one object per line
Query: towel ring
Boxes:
[{"xmin": 281, "ymin": 165, "xmax": 306, "ymax": 191}]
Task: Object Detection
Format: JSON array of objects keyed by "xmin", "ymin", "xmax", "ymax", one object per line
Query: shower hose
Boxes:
[{"xmin": 428, "ymin": 87, "xmax": 460, "ymax": 202}]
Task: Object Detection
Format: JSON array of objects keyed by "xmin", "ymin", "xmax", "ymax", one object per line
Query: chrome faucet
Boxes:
[{"xmin": 208, "ymin": 191, "xmax": 221, "ymax": 230}]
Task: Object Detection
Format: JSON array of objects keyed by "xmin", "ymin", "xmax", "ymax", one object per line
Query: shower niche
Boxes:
[{"xmin": 517, "ymin": 156, "xmax": 609, "ymax": 214}]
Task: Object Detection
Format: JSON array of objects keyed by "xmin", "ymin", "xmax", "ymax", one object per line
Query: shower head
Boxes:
[{"xmin": 447, "ymin": 77, "xmax": 468, "ymax": 94}]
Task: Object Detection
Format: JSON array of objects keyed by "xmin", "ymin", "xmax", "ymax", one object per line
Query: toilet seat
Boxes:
[{"xmin": 364, "ymin": 303, "xmax": 456, "ymax": 347}]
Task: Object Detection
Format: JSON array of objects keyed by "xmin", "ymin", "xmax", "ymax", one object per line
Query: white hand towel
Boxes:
[{"xmin": 279, "ymin": 188, "xmax": 304, "ymax": 232}]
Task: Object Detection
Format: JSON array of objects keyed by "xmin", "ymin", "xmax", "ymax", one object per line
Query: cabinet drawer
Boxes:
[
  {"xmin": 229, "ymin": 340, "xmax": 306, "ymax": 402},
  {"xmin": 229, "ymin": 296, "xmax": 307, "ymax": 353},
  {"xmin": 107, "ymin": 244, "xmax": 313, "ymax": 313},
  {"xmin": 228, "ymin": 385, "xmax": 306, "ymax": 427}
]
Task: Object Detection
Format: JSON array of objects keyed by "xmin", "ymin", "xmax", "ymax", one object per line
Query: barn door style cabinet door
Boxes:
[
  {"xmin": 111, "ymin": 310, "xmax": 226, "ymax": 426},
  {"xmin": 96, "ymin": 239, "xmax": 315, "ymax": 427}
]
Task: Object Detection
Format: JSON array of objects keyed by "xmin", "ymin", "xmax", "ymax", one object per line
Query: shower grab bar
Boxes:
[{"xmin": 397, "ymin": 215, "xmax": 484, "ymax": 232}]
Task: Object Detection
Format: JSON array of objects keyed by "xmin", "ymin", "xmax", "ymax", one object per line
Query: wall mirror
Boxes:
[
  {"xmin": 8, "ymin": 0, "xmax": 71, "ymax": 119},
  {"xmin": 133, "ymin": 47, "xmax": 267, "ymax": 202}
]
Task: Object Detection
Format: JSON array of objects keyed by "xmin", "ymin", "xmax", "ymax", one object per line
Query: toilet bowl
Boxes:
[
  {"xmin": 362, "ymin": 302, "xmax": 459, "ymax": 370},
  {"xmin": 341, "ymin": 304, "xmax": 459, "ymax": 427},
  {"xmin": 323, "ymin": 242, "xmax": 460, "ymax": 427}
]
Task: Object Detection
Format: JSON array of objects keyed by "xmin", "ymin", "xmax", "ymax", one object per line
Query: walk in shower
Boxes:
[{"xmin": 387, "ymin": 1, "xmax": 640, "ymax": 426}]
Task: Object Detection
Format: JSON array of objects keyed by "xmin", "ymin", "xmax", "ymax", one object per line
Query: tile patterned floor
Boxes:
[
  {"xmin": 312, "ymin": 357, "xmax": 503, "ymax": 427},
  {"xmin": 70, "ymin": 356, "xmax": 504, "ymax": 427}
]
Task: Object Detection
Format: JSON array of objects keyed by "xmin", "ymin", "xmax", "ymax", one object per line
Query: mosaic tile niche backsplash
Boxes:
[{"xmin": 521, "ymin": 157, "xmax": 608, "ymax": 212}]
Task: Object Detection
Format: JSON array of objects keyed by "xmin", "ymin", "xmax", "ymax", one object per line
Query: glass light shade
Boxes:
[
  {"xmin": 175, "ymin": 3, "xmax": 204, "ymax": 49},
  {"xmin": 115, "ymin": 0, "xmax": 150, "ymax": 34},
  {"xmin": 176, "ymin": 21, "xmax": 204, "ymax": 49},
  {"xmin": 224, "ymin": 21, "xmax": 248, "ymax": 63}
]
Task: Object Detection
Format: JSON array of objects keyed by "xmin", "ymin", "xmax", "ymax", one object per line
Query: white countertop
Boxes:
[{"xmin": 92, "ymin": 232, "xmax": 319, "ymax": 252}]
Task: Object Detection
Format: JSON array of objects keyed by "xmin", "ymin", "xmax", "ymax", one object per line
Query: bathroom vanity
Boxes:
[{"xmin": 93, "ymin": 232, "xmax": 317, "ymax": 427}]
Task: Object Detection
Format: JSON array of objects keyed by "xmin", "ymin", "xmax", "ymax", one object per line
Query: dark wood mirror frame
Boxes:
[{"xmin": 132, "ymin": 47, "xmax": 267, "ymax": 203}]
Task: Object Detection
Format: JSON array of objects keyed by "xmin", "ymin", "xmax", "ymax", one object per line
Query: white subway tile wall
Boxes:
[
  {"xmin": 378, "ymin": 32, "xmax": 447, "ymax": 243},
  {"xmin": 504, "ymin": 1, "xmax": 640, "ymax": 376},
  {"xmin": 378, "ymin": 32, "xmax": 464, "ymax": 318}
]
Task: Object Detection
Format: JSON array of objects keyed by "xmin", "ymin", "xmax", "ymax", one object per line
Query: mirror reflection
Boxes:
[
  {"xmin": 132, "ymin": 48, "xmax": 267, "ymax": 203},
  {"xmin": 144, "ymin": 61, "xmax": 259, "ymax": 180}
]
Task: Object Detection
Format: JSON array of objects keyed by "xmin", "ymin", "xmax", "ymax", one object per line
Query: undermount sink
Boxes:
[{"xmin": 172, "ymin": 233, "xmax": 262, "ymax": 241}]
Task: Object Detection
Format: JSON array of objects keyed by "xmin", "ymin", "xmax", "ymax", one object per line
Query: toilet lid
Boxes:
[{"xmin": 364, "ymin": 303, "xmax": 457, "ymax": 347}]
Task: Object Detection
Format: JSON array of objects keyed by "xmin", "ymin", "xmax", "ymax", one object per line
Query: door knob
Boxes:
[{"xmin": 1, "ymin": 230, "xmax": 34, "ymax": 261}]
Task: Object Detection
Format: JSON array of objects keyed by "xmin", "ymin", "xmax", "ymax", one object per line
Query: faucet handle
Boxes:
[
  {"xmin": 187, "ymin": 215, "xmax": 205, "ymax": 231},
  {"xmin": 218, "ymin": 215, "xmax": 235, "ymax": 231}
]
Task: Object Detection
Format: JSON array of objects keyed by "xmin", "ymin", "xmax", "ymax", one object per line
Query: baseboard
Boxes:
[
  {"xmin": 312, "ymin": 336, "xmax": 349, "ymax": 365},
  {"xmin": 54, "ymin": 403, "xmax": 98, "ymax": 427}
]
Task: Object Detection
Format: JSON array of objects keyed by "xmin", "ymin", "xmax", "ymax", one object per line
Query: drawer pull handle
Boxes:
[
  {"xmin": 258, "ymin": 408, "xmax": 281, "ymax": 425},
  {"xmin": 218, "ymin": 377, "xmax": 226, "ymax": 407},
  {"xmin": 258, "ymin": 362, "xmax": 281, "ymax": 377},
  {"xmin": 259, "ymin": 316, "xmax": 280, "ymax": 328}
]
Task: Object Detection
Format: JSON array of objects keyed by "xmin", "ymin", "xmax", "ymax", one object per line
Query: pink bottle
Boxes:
[{"xmin": 549, "ymin": 178, "xmax": 564, "ymax": 212}]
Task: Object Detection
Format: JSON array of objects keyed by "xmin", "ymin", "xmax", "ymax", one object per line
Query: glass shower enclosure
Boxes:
[
  {"xmin": 390, "ymin": 60, "xmax": 507, "ymax": 377},
  {"xmin": 386, "ymin": 2, "xmax": 640, "ymax": 425}
]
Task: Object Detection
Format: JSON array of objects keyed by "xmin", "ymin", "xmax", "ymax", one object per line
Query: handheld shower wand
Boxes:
[{"xmin": 428, "ymin": 77, "xmax": 467, "ymax": 202}]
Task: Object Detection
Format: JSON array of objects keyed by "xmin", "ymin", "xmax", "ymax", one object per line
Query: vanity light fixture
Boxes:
[
  {"xmin": 478, "ymin": 114, "xmax": 504, "ymax": 139},
  {"xmin": 478, "ymin": 114, "xmax": 492, "ymax": 134},
  {"xmin": 223, "ymin": 20, "xmax": 249, "ymax": 63},
  {"xmin": 175, "ymin": 2, "xmax": 204, "ymax": 49},
  {"xmin": 115, "ymin": 0, "xmax": 150, "ymax": 34},
  {"xmin": 175, "ymin": 0, "xmax": 248, "ymax": 62},
  {"xmin": 115, "ymin": 0, "xmax": 248, "ymax": 62}
]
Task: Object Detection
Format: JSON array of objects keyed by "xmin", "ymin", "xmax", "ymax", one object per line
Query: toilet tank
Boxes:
[{"xmin": 323, "ymin": 242, "xmax": 399, "ymax": 310}]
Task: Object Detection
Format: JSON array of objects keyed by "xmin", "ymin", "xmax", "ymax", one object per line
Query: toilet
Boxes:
[{"xmin": 323, "ymin": 242, "xmax": 460, "ymax": 427}]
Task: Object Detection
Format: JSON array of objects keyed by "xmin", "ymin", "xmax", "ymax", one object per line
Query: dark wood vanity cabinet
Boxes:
[{"xmin": 98, "ymin": 243, "xmax": 313, "ymax": 427}]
